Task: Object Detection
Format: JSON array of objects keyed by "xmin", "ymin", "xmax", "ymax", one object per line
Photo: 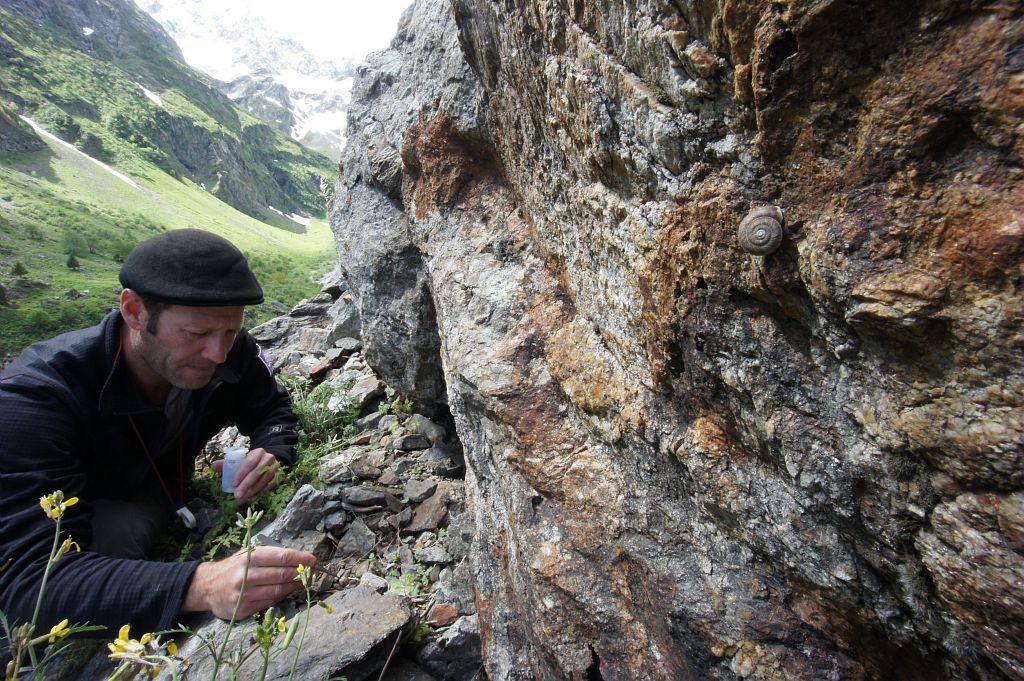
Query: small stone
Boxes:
[
  {"xmin": 433, "ymin": 560, "xmax": 476, "ymax": 615},
  {"xmin": 404, "ymin": 485, "xmax": 449, "ymax": 534},
  {"xmin": 336, "ymin": 519, "xmax": 376, "ymax": 558},
  {"xmin": 395, "ymin": 434, "xmax": 431, "ymax": 451},
  {"xmin": 378, "ymin": 470, "xmax": 401, "ymax": 486},
  {"xmin": 258, "ymin": 484, "xmax": 326, "ymax": 540},
  {"xmin": 405, "ymin": 479, "xmax": 438, "ymax": 503},
  {"xmin": 405, "ymin": 414, "xmax": 446, "ymax": 444},
  {"xmin": 351, "ymin": 376, "xmax": 384, "ymax": 408},
  {"xmin": 364, "ymin": 450, "xmax": 388, "ymax": 468},
  {"xmin": 426, "ymin": 603, "xmax": 459, "ymax": 627},
  {"xmin": 359, "ymin": 572, "xmax": 389, "ymax": 593},
  {"xmin": 413, "ymin": 532, "xmax": 437, "ymax": 552},
  {"xmin": 388, "ymin": 507, "xmax": 413, "ymax": 530},
  {"xmin": 320, "ymin": 446, "xmax": 367, "ymax": 482},
  {"xmin": 432, "ymin": 458, "xmax": 464, "ymax": 479},
  {"xmin": 379, "ymin": 415, "xmax": 399, "ymax": 431},
  {"xmin": 417, "ymin": 546, "xmax": 451, "ymax": 565},
  {"xmin": 324, "ymin": 510, "xmax": 350, "ymax": 536},
  {"xmin": 342, "ymin": 486, "xmax": 389, "ymax": 507},
  {"xmin": 416, "ymin": 615, "xmax": 482, "ymax": 680},
  {"xmin": 334, "ymin": 337, "xmax": 363, "ymax": 353},
  {"xmin": 355, "ymin": 412, "xmax": 384, "ymax": 431},
  {"xmin": 399, "ymin": 545, "xmax": 416, "ymax": 567},
  {"xmin": 352, "ymin": 433, "xmax": 374, "ymax": 445},
  {"xmin": 349, "ymin": 458, "xmax": 383, "ymax": 480}
]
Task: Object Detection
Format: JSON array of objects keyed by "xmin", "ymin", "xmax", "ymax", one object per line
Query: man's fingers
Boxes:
[
  {"xmin": 212, "ymin": 459, "xmax": 224, "ymax": 472},
  {"xmin": 243, "ymin": 581, "xmax": 304, "ymax": 603},
  {"xmin": 233, "ymin": 450, "xmax": 280, "ymax": 502},
  {"xmin": 249, "ymin": 547, "xmax": 316, "ymax": 569},
  {"xmin": 243, "ymin": 566, "xmax": 306, "ymax": 586},
  {"xmin": 231, "ymin": 451, "xmax": 263, "ymax": 485}
]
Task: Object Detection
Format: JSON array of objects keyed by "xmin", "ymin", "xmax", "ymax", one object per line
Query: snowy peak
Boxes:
[{"xmin": 134, "ymin": 0, "xmax": 354, "ymax": 160}]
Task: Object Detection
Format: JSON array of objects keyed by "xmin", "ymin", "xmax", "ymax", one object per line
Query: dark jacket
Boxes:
[{"xmin": 0, "ymin": 311, "xmax": 298, "ymax": 634}]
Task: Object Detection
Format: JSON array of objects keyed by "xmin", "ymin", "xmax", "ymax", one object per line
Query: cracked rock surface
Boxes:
[{"xmin": 331, "ymin": 0, "xmax": 1023, "ymax": 679}]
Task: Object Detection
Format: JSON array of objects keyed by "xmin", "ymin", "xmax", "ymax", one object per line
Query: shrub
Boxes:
[
  {"xmin": 65, "ymin": 254, "xmax": 80, "ymax": 269},
  {"xmin": 11, "ymin": 261, "xmax": 27, "ymax": 276}
]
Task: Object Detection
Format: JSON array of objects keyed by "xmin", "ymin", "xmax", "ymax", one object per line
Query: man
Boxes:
[{"xmin": 0, "ymin": 229, "xmax": 315, "ymax": 636}]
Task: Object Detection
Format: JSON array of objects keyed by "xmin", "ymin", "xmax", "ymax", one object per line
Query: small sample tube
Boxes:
[{"xmin": 221, "ymin": 446, "xmax": 248, "ymax": 493}]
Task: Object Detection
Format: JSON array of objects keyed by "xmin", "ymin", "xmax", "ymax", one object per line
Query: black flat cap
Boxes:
[{"xmin": 119, "ymin": 229, "xmax": 264, "ymax": 306}]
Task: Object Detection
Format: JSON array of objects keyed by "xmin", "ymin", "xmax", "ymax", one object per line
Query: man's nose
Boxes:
[{"xmin": 201, "ymin": 335, "xmax": 231, "ymax": 364}]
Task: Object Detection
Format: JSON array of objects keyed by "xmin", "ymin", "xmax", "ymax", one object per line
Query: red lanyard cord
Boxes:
[
  {"xmin": 126, "ymin": 415, "xmax": 185, "ymax": 506},
  {"xmin": 114, "ymin": 333, "xmax": 186, "ymax": 507}
]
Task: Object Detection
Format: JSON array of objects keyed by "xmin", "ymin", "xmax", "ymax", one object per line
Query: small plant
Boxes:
[
  {"xmin": 106, "ymin": 625, "xmax": 180, "ymax": 680},
  {"xmin": 65, "ymin": 254, "xmax": 80, "ymax": 270},
  {"xmin": 0, "ymin": 491, "xmax": 106, "ymax": 680},
  {"xmin": 377, "ymin": 386, "xmax": 413, "ymax": 417},
  {"xmin": 11, "ymin": 262, "xmax": 27, "ymax": 277},
  {"xmin": 387, "ymin": 564, "xmax": 431, "ymax": 598},
  {"xmin": 210, "ymin": 507, "xmax": 263, "ymax": 681},
  {"xmin": 248, "ymin": 607, "xmax": 297, "ymax": 681},
  {"xmin": 288, "ymin": 564, "xmax": 334, "ymax": 679},
  {"xmin": 156, "ymin": 510, "xmax": 327, "ymax": 681},
  {"xmin": 410, "ymin": 621, "xmax": 431, "ymax": 644}
]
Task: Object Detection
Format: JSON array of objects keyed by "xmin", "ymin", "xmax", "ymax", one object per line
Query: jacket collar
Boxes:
[{"xmin": 96, "ymin": 311, "xmax": 241, "ymax": 416}]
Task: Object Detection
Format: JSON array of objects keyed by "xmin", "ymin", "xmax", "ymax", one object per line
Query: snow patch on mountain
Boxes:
[
  {"xmin": 137, "ymin": 84, "xmax": 164, "ymax": 107},
  {"xmin": 133, "ymin": 0, "xmax": 360, "ymax": 160}
]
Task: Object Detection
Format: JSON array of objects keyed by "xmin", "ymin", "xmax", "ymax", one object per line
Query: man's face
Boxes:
[{"xmin": 136, "ymin": 303, "xmax": 245, "ymax": 390}]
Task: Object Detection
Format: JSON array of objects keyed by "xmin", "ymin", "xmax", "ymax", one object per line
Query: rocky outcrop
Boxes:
[
  {"xmin": 331, "ymin": 0, "xmax": 1023, "ymax": 679},
  {"xmin": 163, "ymin": 282, "xmax": 480, "ymax": 681},
  {"xmin": 0, "ymin": 100, "xmax": 43, "ymax": 154}
]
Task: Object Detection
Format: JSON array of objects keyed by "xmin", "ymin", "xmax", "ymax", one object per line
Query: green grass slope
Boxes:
[
  {"xmin": 0, "ymin": 0, "xmax": 340, "ymax": 359},
  {"xmin": 0, "ymin": 0, "xmax": 336, "ymax": 221},
  {"xmin": 0, "ymin": 126, "xmax": 334, "ymax": 357}
]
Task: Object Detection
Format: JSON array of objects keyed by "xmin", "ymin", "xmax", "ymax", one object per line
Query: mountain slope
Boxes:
[
  {"xmin": 135, "ymin": 0, "xmax": 354, "ymax": 161},
  {"xmin": 0, "ymin": 124, "xmax": 333, "ymax": 357},
  {"xmin": 0, "ymin": 0, "xmax": 335, "ymax": 221},
  {"xmin": 0, "ymin": 0, "xmax": 337, "ymax": 358}
]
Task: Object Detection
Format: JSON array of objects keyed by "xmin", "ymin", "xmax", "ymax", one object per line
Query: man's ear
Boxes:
[{"xmin": 120, "ymin": 289, "xmax": 145, "ymax": 331}]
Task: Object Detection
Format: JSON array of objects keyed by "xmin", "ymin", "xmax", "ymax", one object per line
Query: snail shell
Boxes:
[{"xmin": 738, "ymin": 206, "xmax": 784, "ymax": 255}]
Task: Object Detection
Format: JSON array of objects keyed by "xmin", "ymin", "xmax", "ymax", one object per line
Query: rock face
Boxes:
[
  {"xmin": 0, "ymin": 101, "xmax": 43, "ymax": 154},
  {"xmin": 331, "ymin": 1, "xmax": 1023, "ymax": 679}
]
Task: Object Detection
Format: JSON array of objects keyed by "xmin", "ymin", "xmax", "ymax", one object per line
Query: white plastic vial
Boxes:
[{"xmin": 221, "ymin": 446, "xmax": 247, "ymax": 493}]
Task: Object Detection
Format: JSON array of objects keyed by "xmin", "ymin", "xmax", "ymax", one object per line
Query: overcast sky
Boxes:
[{"xmin": 241, "ymin": 0, "xmax": 413, "ymax": 62}]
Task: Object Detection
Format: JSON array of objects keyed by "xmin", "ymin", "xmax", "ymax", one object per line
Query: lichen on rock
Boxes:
[{"xmin": 331, "ymin": 0, "xmax": 1024, "ymax": 678}]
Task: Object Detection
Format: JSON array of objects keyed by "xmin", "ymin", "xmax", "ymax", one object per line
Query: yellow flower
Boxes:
[
  {"xmin": 275, "ymin": 616, "xmax": 287, "ymax": 633},
  {"xmin": 47, "ymin": 619, "xmax": 70, "ymax": 643},
  {"xmin": 107, "ymin": 624, "xmax": 150, "ymax": 662},
  {"xmin": 318, "ymin": 602, "xmax": 333, "ymax": 614},
  {"xmin": 39, "ymin": 492, "xmax": 78, "ymax": 520},
  {"xmin": 56, "ymin": 537, "xmax": 81, "ymax": 560},
  {"xmin": 295, "ymin": 562, "xmax": 311, "ymax": 586},
  {"xmin": 166, "ymin": 641, "xmax": 178, "ymax": 655}
]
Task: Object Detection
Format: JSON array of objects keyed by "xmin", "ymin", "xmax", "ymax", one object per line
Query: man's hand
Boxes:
[
  {"xmin": 212, "ymin": 448, "xmax": 283, "ymax": 504},
  {"xmin": 182, "ymin": 547, "xmax": 316, "ymax": 619}
]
